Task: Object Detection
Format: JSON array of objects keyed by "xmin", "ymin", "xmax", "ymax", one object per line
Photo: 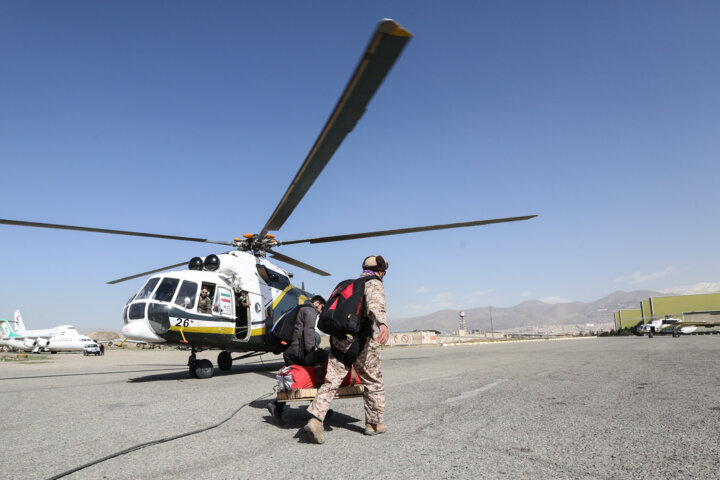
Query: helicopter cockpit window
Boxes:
[
  {"xmin": 153, "ymin": 277, "xmax": 180, "ymax": 302},
  {"xmin": 174, "ymin": 280, "xmax": 198, "ymax": 309},
  {"xmin": 129, "ymin": 302, "xmax": 146, "ymax": 320},
  {"xmin": 135, "ymin": 278, "xmax": 160, "ymax": 300},
  {"xmin": 256, "ymin": 265, "xmax": 290, "ymax": 290}
]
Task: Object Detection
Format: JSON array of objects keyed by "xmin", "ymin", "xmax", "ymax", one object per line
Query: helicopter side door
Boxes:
[
  {"xmin": 212, "ymin": 286, "xmax": 235, "ymax": 320},
  {"xmin": 236, "ymin": 292, "xmax": 263, "ymax": 342}
]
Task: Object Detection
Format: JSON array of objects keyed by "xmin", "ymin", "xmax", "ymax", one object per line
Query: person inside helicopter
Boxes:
[
  {"xmin": 198, "ymin": 286, "xmax": 212, "ymax": 314},
  {"xmin": 235, "ymin": 290, "xmax": 250, "ymax": 339}
]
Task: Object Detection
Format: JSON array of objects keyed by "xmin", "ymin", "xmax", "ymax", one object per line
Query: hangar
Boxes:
[
  {"xmin": 614, "ymin": 292, "xmax": 720, "ymax": 331},
  {"xmin": 615, "ymin": 309, "xmax": 643, "ymax": 330},
  {"xmin": 647, "ymin": 293, "xmax": 720, "ymax": 322}
]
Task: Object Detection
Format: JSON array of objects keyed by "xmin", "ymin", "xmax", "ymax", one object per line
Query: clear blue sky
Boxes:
[{"xmin": 2, "ymin": 1, "xmax": 719, "ymax": 331}]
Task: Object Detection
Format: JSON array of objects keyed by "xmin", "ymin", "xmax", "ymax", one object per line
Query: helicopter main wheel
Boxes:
[
  {"xmin": 192, "ymin": 359, "xmax": 214, "ymax": 379},
  {"xmin": 218, "ymin": 351, "xmax": 233, "ymax": 371}
]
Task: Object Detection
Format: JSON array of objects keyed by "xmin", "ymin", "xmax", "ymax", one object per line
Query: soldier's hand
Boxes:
[{"xmin": 376, "ymin": 324, "xmax": 389, "ymax": 345}]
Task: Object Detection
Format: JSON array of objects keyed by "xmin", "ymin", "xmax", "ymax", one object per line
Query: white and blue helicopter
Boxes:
[{"xmin": 0, "ymin": 19, "xmax": 536, "ymax": 378}]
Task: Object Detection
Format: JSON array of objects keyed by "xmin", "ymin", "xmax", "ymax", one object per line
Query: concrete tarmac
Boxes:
[{"xmin": 1, "ymin": 336, "xmax": 718, "ymax": 479}]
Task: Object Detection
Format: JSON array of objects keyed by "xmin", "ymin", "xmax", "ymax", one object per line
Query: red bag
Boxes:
[
  {"xmin": 278, "ymin": 363, "xmax": 363, "ymax": 391},
  {"xmin": 287, "ymin": 365, "xmax": 322, "ymax": 389}
]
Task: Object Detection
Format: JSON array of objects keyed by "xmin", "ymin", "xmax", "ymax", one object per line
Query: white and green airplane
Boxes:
[{"xmin": 0, "ymin": 310, "xmax": 94, "ymax": 353}]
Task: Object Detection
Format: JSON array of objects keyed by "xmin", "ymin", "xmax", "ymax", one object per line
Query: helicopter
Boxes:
[{"xmin": 0, "ymin": 19, "xmax": 536, "ymax": 379}]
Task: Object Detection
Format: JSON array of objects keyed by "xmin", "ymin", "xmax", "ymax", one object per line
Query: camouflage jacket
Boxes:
[
  {"xmin": 361, "ymin": 272, "xmax": 387, "ymax": 330},
  {"xmin": 331, "ymin": 272, "xmax": 387, "ymax": 353}
]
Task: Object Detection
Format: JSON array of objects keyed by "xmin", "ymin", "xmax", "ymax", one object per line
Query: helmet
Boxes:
[{"xmin": 362, "ymin": 255, "xmax": 388, "ymax": 272}]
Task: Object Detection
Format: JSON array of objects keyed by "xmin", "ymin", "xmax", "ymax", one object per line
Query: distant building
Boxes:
[
  {"xmin": 616, "ymin": 309, "xmax": 643, "ymax": 329},
  {"xmin": 645, "ymin": 293, "xmax": 720, "ymax": 323},
  {"xmin": 614, "ymin": 292, "xmax": 720, "ymax": 329}
]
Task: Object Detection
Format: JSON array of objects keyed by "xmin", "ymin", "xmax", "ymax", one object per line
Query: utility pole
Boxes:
[{"xmin": 489, "ymin": 305, "xmax": 494, "ymax": 338}]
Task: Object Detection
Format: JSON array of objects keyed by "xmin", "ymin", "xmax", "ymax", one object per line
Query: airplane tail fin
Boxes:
[
  {"xmin": 1, "ymin": 318, "xmax": 21, "ymax": 338},
  {"xmin": 13, "ymin": 310, "xmax": 27, "ymax": 334}
]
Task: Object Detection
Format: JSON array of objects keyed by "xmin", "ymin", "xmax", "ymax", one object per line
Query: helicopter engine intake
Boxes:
[{"xmin": 203, "ymin": 254, "xmax": 220, "ymax": 271}]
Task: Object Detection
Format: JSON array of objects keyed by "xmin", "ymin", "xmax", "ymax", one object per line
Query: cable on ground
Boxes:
[{"xmin": 47, "ymin": 390, "xmax": 275, "ymax": 480}]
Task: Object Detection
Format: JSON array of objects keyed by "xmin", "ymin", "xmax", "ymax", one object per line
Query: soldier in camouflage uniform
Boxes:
[{"xmin": 305, "ymin": 255, "xmax": 390, "ymax": 444}]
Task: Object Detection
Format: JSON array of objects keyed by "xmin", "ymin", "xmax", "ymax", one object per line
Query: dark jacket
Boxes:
[{"xmin": 282, "ymin": 302, "xmax": 319, "ymax": 366}]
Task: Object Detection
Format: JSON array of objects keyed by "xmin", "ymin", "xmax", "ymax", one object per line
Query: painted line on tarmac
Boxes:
[
  {"xmin": 441, "ymin": 336, "xmax": 597, "ymax": 347},
  {"xmin": 443, "ymin": 378, "xmax": 508, "ymax": 403}
]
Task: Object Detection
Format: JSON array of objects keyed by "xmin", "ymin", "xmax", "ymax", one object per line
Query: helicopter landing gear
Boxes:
[
  {"xmin": 194, "ymin": 359, "xmax": 214, "ymax": 379},
  {"xmin": 218, "ymin": 350, "xmax": 232, "ymax": 371},
  {"xmin": 188, "ymin": 346, "xmax": 214, "ymax": 379}
]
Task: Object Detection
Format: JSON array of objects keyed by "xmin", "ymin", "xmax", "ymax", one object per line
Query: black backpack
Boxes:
[
  {"xmin": 318, "ymin": 277, "xmax": 378, "ymax": 337},
  {"xmin": 269, "ymin": 305, "xmax": 301, "ymax": 348}
]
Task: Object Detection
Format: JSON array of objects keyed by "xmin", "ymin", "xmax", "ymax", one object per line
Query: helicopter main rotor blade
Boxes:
[
  {"xmin": 259, "ymin": 19, "xmax": 412, "ymax": 238},
  {"xmin": 107, "ymin": 261, "xmax": 189, "ymax": 285},
  {"xmin": 268, "ymin": 250, "xmax": 331, "ymax": 277},
  {"xmin": 279, "ymin": 215, "xmax": 538, "ymax": 245},
  {"xmin": 0, "ymin": 218, "xmax": 235, "ymax": 246}
]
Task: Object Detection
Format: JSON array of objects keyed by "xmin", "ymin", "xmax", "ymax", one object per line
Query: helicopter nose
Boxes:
[{"xmin": 122, "ymin": 318, "xmax": 165, "ymax": 343}]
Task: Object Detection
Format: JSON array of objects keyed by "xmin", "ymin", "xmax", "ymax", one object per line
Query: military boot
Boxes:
[
  {"xmin": 364, "ymin": 423, "xmax": 387, "ymax": 436},
  {"xmin": 304, "ymin": 417, "xmax": 325, "ymax": 444}
]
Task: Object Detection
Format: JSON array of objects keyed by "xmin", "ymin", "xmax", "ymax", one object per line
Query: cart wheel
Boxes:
[{"xmin": 267, "ymin": 401, "xmax": 285, "ymax": 424}]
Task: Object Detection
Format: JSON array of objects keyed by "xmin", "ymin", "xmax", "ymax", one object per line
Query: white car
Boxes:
[{"xmin": 83, "ymin": 342, "xmax": 101, "ymax": 356}]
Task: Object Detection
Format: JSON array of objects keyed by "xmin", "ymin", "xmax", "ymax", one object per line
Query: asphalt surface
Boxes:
[{"xmin": 1, "ymin": 336, "xmax": 718, "ymax": 479}]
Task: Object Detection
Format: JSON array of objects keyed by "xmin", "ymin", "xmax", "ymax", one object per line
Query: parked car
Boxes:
[{"xmin": 83, "ymin": 342, "xmax": 101, "ymax": 356}]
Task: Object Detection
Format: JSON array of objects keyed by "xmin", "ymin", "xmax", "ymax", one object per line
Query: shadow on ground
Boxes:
[
  {"xmin": 252, "ymin": 396, "xmax": 364, "ymax": 443},
  {"xmin": 128, "ymin": 359, "xmax": 284, "ymax": 383}
]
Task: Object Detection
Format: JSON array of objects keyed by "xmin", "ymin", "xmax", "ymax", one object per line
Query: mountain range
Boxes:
[{"xmin": 391, "ymin": 289, "xmax": 667, "ymax": 333}]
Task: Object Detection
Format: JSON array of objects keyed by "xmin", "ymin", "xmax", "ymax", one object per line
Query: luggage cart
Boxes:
[{"xmin": 268, "ymin": 384, "xmax": 364, "ymax": 424}]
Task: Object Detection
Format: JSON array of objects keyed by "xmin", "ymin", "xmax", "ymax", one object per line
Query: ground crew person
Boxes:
[
  {"xmin": 304, "ymin": 255, "xmax": 390, "ymax": 444},
  {"xmin": 283, "ymin": 295, "xmax": 327, "ymax": 367},
  {"xmin": 267, "ymin": 295, "xmax": 327, "ymax": 422}
]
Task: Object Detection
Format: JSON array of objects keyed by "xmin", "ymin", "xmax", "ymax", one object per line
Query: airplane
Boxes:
[
  {"xmin": 0, "ymin": 19, "xmax": 537, "ymax": 378},
  {"xmin": 0, "ymin": 310, "xmax": 95, "ymax": 353}
]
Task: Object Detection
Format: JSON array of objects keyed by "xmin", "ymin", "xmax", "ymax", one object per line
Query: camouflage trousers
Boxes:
[{"xmin": 307, "ymin": 337, "xmax": 385, "ymax": 424}]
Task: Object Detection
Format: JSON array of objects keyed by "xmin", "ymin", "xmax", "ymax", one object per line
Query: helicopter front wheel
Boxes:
[
  {"xmin": 187, "ymin": 347, "xmax": 214, "ymax": 379},
  {"xmin": 192, "ymin": 359, "xmax": 214, "ymax": 379}
]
